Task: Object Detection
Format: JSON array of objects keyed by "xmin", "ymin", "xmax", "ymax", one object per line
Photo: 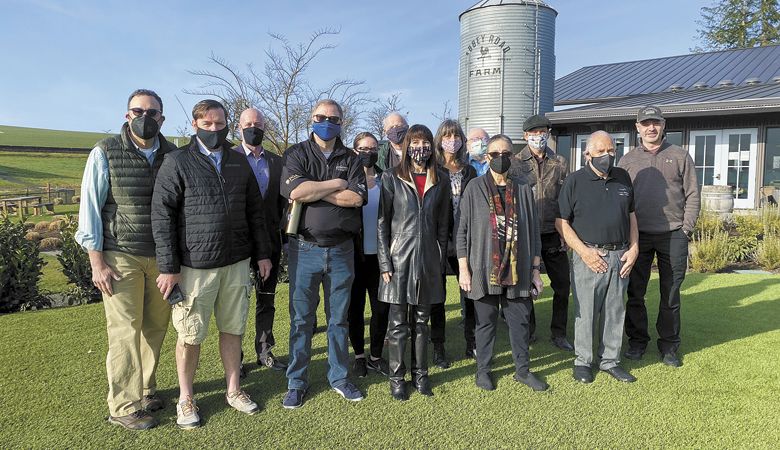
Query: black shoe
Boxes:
[
  {"xmin": 414, "ymin": 376, "xmax": 434, "ymax": 397},
  {"xmin": 514, "ymin": 371, "xmax": 549, "ymax": 391},
  {"xmin": 602, "ymin": 365, "xmax": 637, "ymax": 383},
  {"xmin": 475, "ymin": 372, "xmax": 495, "ymax": 391},
  {"xmin": 390, "ymin": 379, "xmax": 409, "ymax": 401},
  {"xmin": 623, "ymin": 347, "xmax": 645, "ymax": 361},
  {"xmin": 573, "ymin": 365, "xmax": 594, "ymax": 384},
  {"xmin": 432, "ymin": 343, "xmax": 451, "ymax": 369},
  {"xmin": 257, "ymin": 352, "xmax": 288, "ymax": 371},
  {"xmin": 661, "ymin": 351, "xmax": 682, "ymax": 368},
  {"xmin": 352, "ymin": 357, "xmax": 367, "ymax": 378},
  {"xmin": 464, "ymin": 342, "xmax": 477, "ymax": 359},
  {"xmin": 366, "ymin": 357, "xmax": 390, "ymax": 377},
  {"xmin": 239, "ymin": 363, "xmax": 247, "ymax": 379},
  {"xmin": 551, "ymin": 336, "xmax": 574, "ymax": 352}
]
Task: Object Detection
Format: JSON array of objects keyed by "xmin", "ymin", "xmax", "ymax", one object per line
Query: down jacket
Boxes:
[{"xmin": 377, "ymin": 167, "xmax": 450, "ymax": 305}]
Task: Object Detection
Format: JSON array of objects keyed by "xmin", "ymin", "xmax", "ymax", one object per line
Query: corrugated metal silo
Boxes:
[{"xmin": 458, "ymin": 0, "xmax": 557, "ymax": 144}]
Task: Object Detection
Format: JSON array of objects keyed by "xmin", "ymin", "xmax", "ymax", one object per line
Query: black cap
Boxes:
[
  {"xmin": 523, "ymin": 114, "xmax": 551, "ymax": 132},
  {"xmin": 637, "ymin": 105, "xmax": 664, "ymax": 122}
]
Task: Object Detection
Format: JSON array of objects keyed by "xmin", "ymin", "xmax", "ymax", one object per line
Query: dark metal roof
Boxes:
[
  {"xmin": 547, "ymin": 82, "xmax": 780, "ymax": 123},
  {"xmin": 459, "ymin": 0, "xmax": 557, "ymax": 20},
  {"xmin": 555, "ymin": 45, "xmax": 780, "ymax": 105}
]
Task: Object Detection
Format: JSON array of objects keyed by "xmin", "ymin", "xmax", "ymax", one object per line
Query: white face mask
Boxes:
[
  {"xmin": 528, "ymin": 134, "xmax": 548, "ymax": 150},
  {"xmin": 468, "ymin": 139, "xmax": 488, "ymax": 157}
]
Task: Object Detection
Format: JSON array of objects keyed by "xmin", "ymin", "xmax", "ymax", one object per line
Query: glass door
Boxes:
[
  {"xmin": 689, "ymin": 129, "xmax": 757, "ymax": 209},
  {"xmin": 574, "ymin": 132, "xmax": 629, "ymax": 170}
]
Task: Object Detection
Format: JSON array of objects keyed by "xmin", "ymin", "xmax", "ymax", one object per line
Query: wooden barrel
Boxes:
[{"xmin": 701, "ymin": 185, "xmax": 734, "ymax": 215}]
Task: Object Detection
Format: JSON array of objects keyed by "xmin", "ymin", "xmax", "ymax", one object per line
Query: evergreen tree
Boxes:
[{"xmin": 693, "ymin": 0, "xmax": 780, "ymax": 51}]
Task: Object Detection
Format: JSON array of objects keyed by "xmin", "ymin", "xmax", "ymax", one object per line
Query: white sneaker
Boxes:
[
  {"xmin": 226, "ymin": 390, "xmax": 260, "ymax": 415},
  {"xmin": 176, "ymin": 396, "xmax": 200, "ymax": 429}
]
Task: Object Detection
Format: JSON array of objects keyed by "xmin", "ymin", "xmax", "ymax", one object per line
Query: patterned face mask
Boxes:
[
  {"xmin": 469, "ymin": 139, "xmax": 488, "ymax": 157},
  {"xmin": 441, "ymin": 138, "xmax": 462, "ymax": 154},
  {"xmin": 408, "ymin": 145, "xmax": 433, "ymax": 165},
  {"xmin": 527, "ymin": 134, "xmax": 548, "ymax": 150}
]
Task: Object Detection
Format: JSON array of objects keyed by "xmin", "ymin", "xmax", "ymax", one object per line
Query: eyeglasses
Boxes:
[
  {"xmin": 488, "ymin": 151, "xmax": 512, "ymax": 158},
  {"xmin": 356, "ymin": 146, "xmax": 377, "ymax": 152},
  {"xmin": 312, "ymin": 114, "xmax": 342, "ymax": 124},
  {"xmin": 129, "ymin": 108, "xmax": 160, "ymax": 118}
]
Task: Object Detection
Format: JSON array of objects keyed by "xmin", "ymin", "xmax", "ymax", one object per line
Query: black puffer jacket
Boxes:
[
  {"xmin": 152, "ymin": 137, "xmax": 270, "ymax": 273},
  {"xmin": 377, "ymin": 167, "xmax": 450, "ymax": 305}
]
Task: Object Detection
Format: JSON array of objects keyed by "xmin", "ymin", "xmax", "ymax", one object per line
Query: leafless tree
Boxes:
[
  {"xmin": 365, "ymin": 92, "xmax": 406, "ymax": 139},
  {"xmin": 431, "ymin": 99, "xmax": 454, "ymax": 123}
]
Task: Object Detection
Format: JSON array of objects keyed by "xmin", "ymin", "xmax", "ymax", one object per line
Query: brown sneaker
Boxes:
[
  {"xmin": 108, "ymin": 410, "xmax": 158, "ymax": 430},
  {"xmin": 141, "ymin": 394, "xmax": 164, "ymax": 412}
]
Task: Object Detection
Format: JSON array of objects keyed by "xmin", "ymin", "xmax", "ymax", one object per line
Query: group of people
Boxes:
[{"xmin": 77, "ymin": 89, "xmax": 700, "ymax": 431}]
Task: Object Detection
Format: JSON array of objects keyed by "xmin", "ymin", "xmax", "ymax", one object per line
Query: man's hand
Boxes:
[
  {"xmin": 257, "ymin": 258, "xmax": 273, "ymax": 281},
  {"xmin": 91, "ymin": 261, "xmax": 121, "ymax": 297},
  {"xmin": 458, "ymin": 268, "xmax": 472, "ymax": 292},
  {"xmin": 531, "ymin": 270, "xmax": 544, "ymax": 298},
  {"xmin": 619, "ymin": 246, "xmax": 639, "ymax": 278},
  {"xmin": 333, "ymin": 178, "xmax": 348, "ymax": 191},
  {"xmin": 580, "ymin": 246, "xmax": 608, "ymax": 273},
  {"xmin": 381, "ymin": 272, "xmax": 392, "ymax": 284},
  {"xmin": 156, "ymin": 273, "xmax": 182, "ymax": 300},
  {"xmin": 559, "ymin": 235, "xmax": 569, "ymax": 252}
]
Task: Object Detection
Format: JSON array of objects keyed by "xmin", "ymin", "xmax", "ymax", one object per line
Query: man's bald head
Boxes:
[
  {"xmin": 585, "ymin": 131, "xmax": 615, "ymax": 154},
  {"xmin": 467, "ymin": 128, "xmax": 489, "ymax": 141},
  {"xmin": 239, "ymin": 108, "xmax": 265, "ymax": 130}
]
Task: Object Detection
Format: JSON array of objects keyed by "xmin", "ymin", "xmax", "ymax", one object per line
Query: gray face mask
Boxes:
[{"xmin": 527, "ymin": 134, "xmax": 547, "ymax": 150}]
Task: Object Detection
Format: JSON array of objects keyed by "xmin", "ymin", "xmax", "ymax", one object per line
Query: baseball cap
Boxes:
[{"xmin": 637, "ymin": 105, "xmax": 664, "ymax": 122}]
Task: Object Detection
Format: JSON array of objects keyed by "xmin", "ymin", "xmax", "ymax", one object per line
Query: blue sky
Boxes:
[{"xmin": 0, "ymin": 0, "xmax": 709, "ymax": 134}]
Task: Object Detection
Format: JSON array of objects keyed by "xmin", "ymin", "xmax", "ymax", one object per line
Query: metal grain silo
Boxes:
[{"xmin": 458, "ymin": 0, "xmax": 557, "ymax": 144}]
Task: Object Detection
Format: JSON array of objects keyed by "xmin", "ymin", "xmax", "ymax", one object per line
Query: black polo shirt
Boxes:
[
  {"xmin": 280, "ymin": 135, "xmax": 367, "ymax": 246},
  {"xmin": 558, "ymin": 164, "xmax": 634, "ymax": 245}
]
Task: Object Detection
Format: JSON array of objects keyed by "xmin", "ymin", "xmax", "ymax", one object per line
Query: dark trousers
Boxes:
[
  {"xmin": 530, "ymin": 232, "xmax": 571, "ymax": 338},
  {"xmin": 387, "ymin": 303, "xmax": 431, "ymax": 381},
  {"xmin": 253, "ymin": 251, "xmax": 281, "ymax": 358},
  {"xmin": 474, "ymin": 294, "xmax": 532, "ymax": 376},
  {"xmin": 432, "ymin": 256, "xmax": 473, "ymax": 345},
  {"xmin": 625, "ymin": 230, "xmax": 688, "ymax": 354},
  {"xmin": 347, "ymin": 254, "xmax": 389, "ymax": 359}
]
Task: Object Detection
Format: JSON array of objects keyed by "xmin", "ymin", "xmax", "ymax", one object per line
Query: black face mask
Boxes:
[
  {"xmin": 590, "ymin": 153, "xmax": 615, "ymax": 175},
  {"xmin": 197, "ymin": 126, "xmax": 229, "ymax": 150},
  {"xmin": 357, "ymin": 151, "xmax": 378, "ymax": 168},
  {"xmin": 130, "ymin": 115, "xmax": 159, "ymax": 140},
  {"xmin": 242, "ymin": 127, "xmax": 264, "ymax": 146},
  {"xmin": 489, "ymin": 153, "xmax": 513, "ymax": 174}
]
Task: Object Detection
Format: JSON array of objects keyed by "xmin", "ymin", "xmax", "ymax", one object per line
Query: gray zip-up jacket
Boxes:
[{"xmin": 617, "ymin": 141, "xmax": 700, "ymax": 234}]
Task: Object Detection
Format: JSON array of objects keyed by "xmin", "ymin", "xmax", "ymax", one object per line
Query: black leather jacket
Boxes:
[
  {"xmin": 377, "ymin": 167, "xmax": 450, "ymax": 305},
  {"xmin": 509, "ymin": 146, "xmax": 569, "ymax": 234}
]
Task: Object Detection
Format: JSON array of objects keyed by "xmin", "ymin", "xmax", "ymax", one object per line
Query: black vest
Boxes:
[{"xmin": 98, "ymin": 123, "xmax": 174, "ymax": 256}]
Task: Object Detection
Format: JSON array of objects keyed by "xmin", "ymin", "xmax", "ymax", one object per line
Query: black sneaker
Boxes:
[
  {"xmin": 661, "ymin": 351, "xmax": 682, "ymax": 367},
  {"xmin": 258, "ymin": 352, "xmax": 288, "ymax": 371},
  {"xmin": 366, "ymin": 357, "xmax": 389, "ymax": 377},
  {"xmin": 282, "ymin": 389, "xmax": 307, "ymax": 409},
  {"xmin": 623, "ymin": 347, "xmax": 645, "ymax": 361},
  {"xmin": 353, "ymin": 357, "xmax": 368, "ymax": 378}
]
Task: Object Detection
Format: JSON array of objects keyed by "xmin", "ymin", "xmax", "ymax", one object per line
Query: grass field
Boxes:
[
  {"xmin": 0, "ymin": 151, "xmax": 87, "ymax": 191},
  {"xmin": 0, "ymin": 125, "xmax": 113, "ymax": 149},
  {"xmin": 0, "ymin": 273, "xmax": 778, "ymax": 448}
]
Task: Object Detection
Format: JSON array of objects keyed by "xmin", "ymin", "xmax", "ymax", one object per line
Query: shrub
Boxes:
[
  {"xmin": 56, "ymin": 216, "xmax": 100, "ymax": 304},
  {"xmin": 23, "ymin": 222, "xmax": 35, "ymax": 230},
  {"xmin": 48, "ymin": 220, "xmax": 63, "ymax": 231},
  {"xmin": 33, "ymin": 221, "xmax": 51, "ymax": 232},
  {"xmin": 755, "ymin": 233, "xmax": 780, "ymax": 271},
  {"xmin": 39, "ymin": 237, "xmax": 63, "ymax": 251},
  {"xmin": 53, "ymin": 198, "xmax": 64, "ymax": 205},
  {"xmin": 694, "ymin": 210, "xmax": 725, "ymax": 240},
  {"xmin": 72, "ymin": 195, "xmax": 80, "ymax": 204},
  {"xmin": 760, "ymin": 205, "xmax": 780, "ymax": 236},
  {"xmin": 25, "ymin": 231, "xmax": 42, "ymax": 241},
  {"xmin": 734, "ymin": 214, "xmax": 763, "ymax": 239},
  {"xmin": 690, "ymin": 230, "xmax": 731, "ymax": 273},
  {"xmin": 0, "ymin": 216, "xmax": 49, "ymax": 312},
  {"xmin": 727, "ymin": 234, "xmax": 758, "ymax": 262}
]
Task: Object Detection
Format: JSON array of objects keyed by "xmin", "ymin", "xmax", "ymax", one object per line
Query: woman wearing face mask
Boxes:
[
  {"xmin": 377, "ymin": 124, "xmax": 450, "ymax": 401},
  {"xmin": 347, "ymin": 132, "xmax": 391, "ymax": 378},
  {"xmin": 456, "ymin": 134, "xmax": 549, "ymax": 393},
  {"xmin": 432, "ymin": 119, "xmax": 478, "ymax": 365}
]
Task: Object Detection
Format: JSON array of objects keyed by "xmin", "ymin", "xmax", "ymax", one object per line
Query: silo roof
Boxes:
[
  {"xmin": 459, "ymin": 0, "xmax": 558, "ymax": 20},
  {"xmin": 555, "ymin": 44, "xmax": 780, "ymax": 105}
]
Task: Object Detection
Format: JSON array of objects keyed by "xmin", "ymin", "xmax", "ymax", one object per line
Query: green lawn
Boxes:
[
  {"xmin": 0, "ymin": 125, "xmax": 113, "ymax": 149},
  {"xmin": 39, "ymin": 253, "xmax": 70, "ymax": 294},
  {"xmin": 0, "ymin": 274, "xmax": 778, "ymax": 448},
  {"xmin": 0, "ymin": 151, "xmax": 87, "ymax": 190}
]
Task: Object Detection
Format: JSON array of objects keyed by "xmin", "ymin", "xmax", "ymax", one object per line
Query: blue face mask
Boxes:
[{"xmin": 312, "ymin": 121, "xmax": 341, "ymax": 141}]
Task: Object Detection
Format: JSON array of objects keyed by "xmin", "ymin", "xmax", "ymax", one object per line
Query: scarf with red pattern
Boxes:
[{"xmin": 486, "ymin": 174, "xmax": 519, "ymax": 286}]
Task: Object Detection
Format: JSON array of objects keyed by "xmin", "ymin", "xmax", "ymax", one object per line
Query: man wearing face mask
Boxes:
[
  {"xmin": 618, "ymin": 106, "xmax": 700, "ymax": 368},
  {"xmin": 467, "ymin": 128, "xmax": 490, "ymax": 176},
  {"xmin": 376, "ymin": 112, "xmax": 409, "ymax": 171},
  {"xmin": 76, "ymin": 89, "xmax": 176, "ymax": 430},
  {"xmin": 233, "ymin": 107, "xmax": 289, "ymax": 374},
  {"xmin": 510, "ymin": 114, "xmax": 573, "ymax": 351},
  {"xmin": 556, "ymin": 131, "xmax": 639, "ymax": 384},
  {"xmin": 280, "ymin": 99, "xmax": 367, "ymax": 409},
  {"xmin": 152, "ymin": 99, "xmax": 272, "ymax": 429}
]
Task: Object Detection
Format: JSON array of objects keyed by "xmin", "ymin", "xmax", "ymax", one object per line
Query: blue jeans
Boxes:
[{"xmin": 286, "ymin": 237, "xmax": 354, "ymax": 390}]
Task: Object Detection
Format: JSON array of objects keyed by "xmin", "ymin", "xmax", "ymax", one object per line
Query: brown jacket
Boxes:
[
  {"xmin": 617, "ymin": 141, "xmax": 700, "ymax": 234},
  {"xmin": 509, "ymin": 146, "xmax": 569, "ymax": 234}
]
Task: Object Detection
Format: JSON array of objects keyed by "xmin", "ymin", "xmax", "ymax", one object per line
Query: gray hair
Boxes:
[
  {"xmin": 382, "ymin": 111, "xmax": 407, "ymax": 130},
  {"xmin": 311, "ymin": 98, "xmax": 343, "ymax": 117},
  {"xmin": 487, "ymin": 133, "xmax": 513, "ymax": 149},
  {"xmin": 584, "ymin": 130, "xmax": 614, "ymax": 153}
]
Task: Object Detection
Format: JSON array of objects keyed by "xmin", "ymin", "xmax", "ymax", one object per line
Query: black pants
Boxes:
[
  {"xmin": 625, "ymin": 230, "xmax": 688, "ymax": 354},
  {"xmin": 253, "ymin": 251, "xmax": 281, "ymax": 358},
  {"xmin": 347, "ymin": 254, "xmax": 389, "ymax": 359},
  {"xmin": 530, "ymin": 232, "xmax": 571, "ymax": 338},
  {"xmin": 431, "ymin": 256, "xmax": 473, "ymax": 345},
  {"xmin": 474, "ymin": 294, "xmax": 532, "ymax": 376},
  {"xmin": 387, "ymin": 303, "xmax": 431, "ymax": 381}
]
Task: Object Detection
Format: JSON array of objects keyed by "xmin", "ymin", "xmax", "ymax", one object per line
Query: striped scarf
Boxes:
[{"xmin": 486, "ymin": 174, "xmax": 519, "ymax": 286}]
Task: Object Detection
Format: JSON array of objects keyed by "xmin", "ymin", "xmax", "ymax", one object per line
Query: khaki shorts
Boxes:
[{"xmin": 172, "ymin": 258, "xmax": 251, "ymax": 345}]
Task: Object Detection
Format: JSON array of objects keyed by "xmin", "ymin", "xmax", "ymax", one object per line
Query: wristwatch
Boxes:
[{"xmin": 531, "ymin": 264, "xmax": 541, "ymax": 271}]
